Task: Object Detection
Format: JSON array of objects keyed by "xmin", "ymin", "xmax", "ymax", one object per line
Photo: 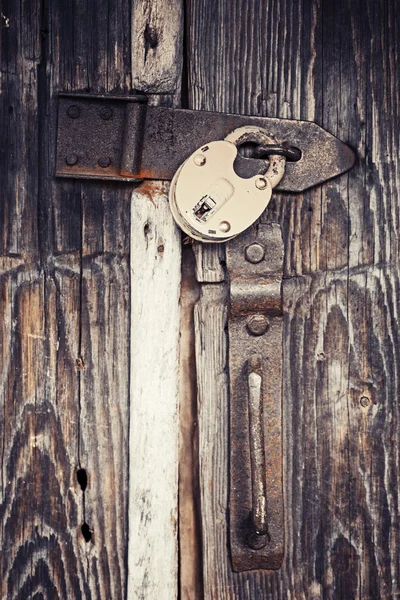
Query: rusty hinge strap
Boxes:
[
  {"xmin": 226, "ymin": 222, "xmax": 284, "ymax": 571},
  {"xmin": 56, "ymin": 93, "xmax": 355, "ymax": 192}
]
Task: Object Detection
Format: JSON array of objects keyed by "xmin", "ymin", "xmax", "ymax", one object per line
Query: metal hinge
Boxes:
[{"xmin": 56, "ymin": 93, "xmax": 355, "ymax": 192}]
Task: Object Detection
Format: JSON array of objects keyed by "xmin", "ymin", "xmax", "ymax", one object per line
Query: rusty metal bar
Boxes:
[
  {"xmin": 227, "ymin": 222, "xmax": 284, "ymax": 571},
  {"xmin": 55, "ymin": 93, "xmax": 355, "ymax": 192}
]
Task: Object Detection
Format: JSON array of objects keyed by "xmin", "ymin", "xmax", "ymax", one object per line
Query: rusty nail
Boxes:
[
  {"xmin": 98, "ymin": 156, "xmax": 111, "ymax": 168},
  {"xmin": 66, "ymin": 154, "xmax": 78, "ymax": 166},
  {"xmin": 99, "ymin": 106, "xmax": 113, "ymax": 120},
  {"xmin": 245, "ymin": 242, "xmax": 265, "ymax": 264},
  {"xmin": 247, "ymin": 314, "xmax": 269, "ymax": 336},
  {"xmin": 360, "ymin": 396, "xmax": 370, "ymax": 407},
  {"xmin": 67, "ymin": 105, "xmax": 81, "ymax": 119}
]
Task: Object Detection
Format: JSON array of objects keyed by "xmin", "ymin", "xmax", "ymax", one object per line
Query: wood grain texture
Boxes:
[
  {"xmin": 0, "ymin": 0, "xmax": 133, "ymax": 596},
  {"xmin": 128, "ymin": 183, "xmax": 181, "ymax": 600},
  {"xmin": 179, "ymin": 246, "xmax": 203, "ymax": 600},
  {"xmin": 128, "ymin": 2, "xmax": 183, "ymax": 596},
  {"xmin": 131, "ymin": 0, "xmax": 183, "ymax": 93},
  {"xmin": 188, "ymin": 0, "xmax": 400, "ymax": 597}
]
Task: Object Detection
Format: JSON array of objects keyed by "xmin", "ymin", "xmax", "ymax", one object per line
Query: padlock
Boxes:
[{"xmin": 169, "ymin": 126, "xmax": 286, "ymax": 243}]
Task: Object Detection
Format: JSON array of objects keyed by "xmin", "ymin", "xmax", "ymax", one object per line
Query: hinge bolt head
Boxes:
[
  {"xmin": 255, "ymin": 176, "xmax": 268, "ymax": 190},
  {"xmin": 247, "ymin": 314, "xmax": 269, "ymax": 336},
  {"xmin": 99, "ymin": 106, "xmax": 113, "ymax": 120},
  {"xmin": 245, "ymin": 242, "xmax": 265, "ymax": 264},
  {"xmin": 98, "ymin": 156, "xmax": 111, "ymax": 168},
  {"xmin": 194, "ymin": 154, "xmax": 206, "ymax": 166},
  {"xmin": 66, "ymin": 154, "xmax": 78, "ymax": 166},
  {"xmin": 67, "ymin": 105, "xmax": 81, "ymax": 119}
]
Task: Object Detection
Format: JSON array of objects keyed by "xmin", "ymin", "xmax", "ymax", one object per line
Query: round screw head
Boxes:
[
  {"xmin": 219, "ymin": 221, "xmax": 231, "ymax": 233},
  {"xmin": 360, "ymin": 395, "xmax": 370, "ymax": 407},
  {"xmin": 247, "ymin": 314, "xmax": 269, "ymax": 336},
  {"xmin": 247, "ymin": 530, "xmax": 268, "ymax": 550},
  {"xmin": 99, "ymin": 106, "xmax": 113, "ymax": 120},
  {"xmin": 194, "ymin": 154, "xmax": 206, "ymax": 166},
  {"xmin": 255, "ymin": 176, "xmax": 268, "ymax": 190},
  {"xmin": 65, "ymin": 153, "xmax": 78, "ymax": 166},
  {"xmin": 245, "ymin": 242, "xmax": 265, "ymax": 264},
  {"xmin": 67, "ymin": 104, "xmax": 81, "ymax": 119},
  {"xmin": 98, "ymin": 156, "xmax": 111, "ymax": 168}
]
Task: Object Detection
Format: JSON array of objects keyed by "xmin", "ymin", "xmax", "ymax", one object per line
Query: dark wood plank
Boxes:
[
  {"xmin": 187, "ymin": 0, "xmax": 400, "ymax": 597},
  {"xmin": 0, "ymin": 0, "xmax": 133, "ymax": 596}
]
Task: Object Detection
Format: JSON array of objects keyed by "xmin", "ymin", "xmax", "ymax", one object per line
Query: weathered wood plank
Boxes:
[
  {"xmin": 179, "ymin": 246, "xmax": 202, "ymax": 600},
  {"xmin": 0, "ymin": 0, "xmax": 134, "ymax": 596},
  {"xmin": 131, "ymin": 0, "xmax": 183, "ymax": 94},
  {"xmin": 128, "ymin": 183, "xmax": 181, "ymax": 599},
  {"xmin": 128, "ymin": 2, "xmax": 183, "ymax": 597},
  {"xmin": 188, "ymin": 0, "xmax": 400, "ymax": 597}
]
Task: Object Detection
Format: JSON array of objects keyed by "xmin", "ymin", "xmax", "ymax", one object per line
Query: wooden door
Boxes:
[{"xmin": 1, "ymin": 0, "xmax": 399, "ymax": 598}]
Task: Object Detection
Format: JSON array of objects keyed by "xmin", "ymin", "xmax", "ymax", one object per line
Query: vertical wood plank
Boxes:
[
  {"xmin": 128, "ymin": 184, "xmax": 181, "ymax": 599},
  {"xmin": 188, "ymin": 0, "xmax": 400, "ymax": 598},
  {"xmin": 128, "ymin": 2, "xmax": 183, "ymax": 596},
  {"xmin": 0, "ymin": 0, "xmax": 134, "ymax": 596}
]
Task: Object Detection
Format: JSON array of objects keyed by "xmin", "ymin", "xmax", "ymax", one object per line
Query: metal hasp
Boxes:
[
  {"xmin": 56, "ymin": 93, "xmax": 355, "ymax": 191},
  {"xmin": 227, "ymin": 222, "xmax": 284, "ymax": 571}
]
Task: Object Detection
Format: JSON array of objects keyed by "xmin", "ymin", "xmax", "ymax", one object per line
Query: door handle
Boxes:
[{"xmin": 227, "ymin": 222, "xmax": 284, "ymax": 571}]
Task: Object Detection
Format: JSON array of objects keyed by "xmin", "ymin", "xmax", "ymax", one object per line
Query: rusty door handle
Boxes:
[
  {"xmin": 227, "ymin": 222, "xmax": 284, "ymax": 571},
  {"xmin": 247, "ymin": 354, "xmax": 269, "ymax": 550}
]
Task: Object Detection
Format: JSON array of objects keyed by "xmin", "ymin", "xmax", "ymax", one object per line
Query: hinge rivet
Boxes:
[
  {"xmin": 67, "ymin": 105, "xmax": 81, "ymax": 119},
  {"xmin": 99, "ymin": 106, "xmax": 113, "ymax": 120},
  {"xmin": 194, "ymin": 154, "xmax": 206, "ymax": 166},
  {"xmin": 98, "ymin": 156, "xmax": 111, "ymax": 168},
  {"xmin": 245, "ymin": 243, "xmax": 265, "ymax": 264},
  {"xmin": 219, "ymin": 221, "xmax": 231, "ymax": 233},
  {"xmin": 247, "ymin": 314, "xmax": 269, "ymax": 336},
  {"xmin": 66, "ymin": 154, "xmax": 78, "ymax": 166},
  {"xmin": 255, "ymin": 177, "xmax": 268, "ymax": 190}
]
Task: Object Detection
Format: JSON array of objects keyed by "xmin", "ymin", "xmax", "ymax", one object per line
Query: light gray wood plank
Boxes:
[
  {"xmin": 128, "ymin": 183, "xmax": 181, "ymax": 599},
  {"xmin": 131, "ymin": 0, "xmax": 183, "ymax": 94}
]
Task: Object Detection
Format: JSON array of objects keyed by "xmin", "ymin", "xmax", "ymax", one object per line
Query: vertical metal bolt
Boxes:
[
  {"xmin": 245, "ymin": 243, "xmax": 265, "ymax": 264},
  {"xmin": 247, "ymin": 314, "xmax": 269, "ymax": 336},
  {"xmin": 67, "ymin": 105, "xmax": 81, "ymax": 119},
  {"xmin": 98, "ymin": 156, "xmax": 111, "ymax": 168},
  {"xmin": 99, "ymin": 106, "xmax": 113, "ymax": 120},
  {"xmin": 65, "ymin": 154, "xmax": 78, "ymax": 166}
]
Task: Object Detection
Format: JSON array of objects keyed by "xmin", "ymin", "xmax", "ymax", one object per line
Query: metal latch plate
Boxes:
[
  {"xmin": 227, "ymin": 223, "xmax": 284, "ymax": 571},
  {"xmin": 56, "ymin": 94, "xmax": 355, "ymax": 192}
]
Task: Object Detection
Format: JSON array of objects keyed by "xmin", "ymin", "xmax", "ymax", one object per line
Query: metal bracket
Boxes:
[
  {"xmin": 227, "ymin": 222, "xmax": 284, "ymax": 571},
  {"xmin": 56, "ymin": 93, "xmax": 355, "ymax": 192}
]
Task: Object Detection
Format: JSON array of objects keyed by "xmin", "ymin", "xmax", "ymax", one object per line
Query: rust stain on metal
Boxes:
[
  {"xmin": 227, "ymin": 222, "xmax": 284, "ymax": 571},
  {"xmin": 56, "ymin": 93, "xmax": 355, "ymax": 192}
]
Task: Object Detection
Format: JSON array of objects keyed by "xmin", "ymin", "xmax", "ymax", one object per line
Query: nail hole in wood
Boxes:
[
  {"xmin": 81, "ymin": 522, "xmax": 92, "ymax": 542},
  {"xmin": 144, "ymin": 222, "xmax": 151, "ymax": 237},
  {"xmin": 144, "ymin": 23, "xmax": 158, "ymax": 50},
  {"xmin": 77, "ymin": 468, "xmax": 88, "ymax": 492}
]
